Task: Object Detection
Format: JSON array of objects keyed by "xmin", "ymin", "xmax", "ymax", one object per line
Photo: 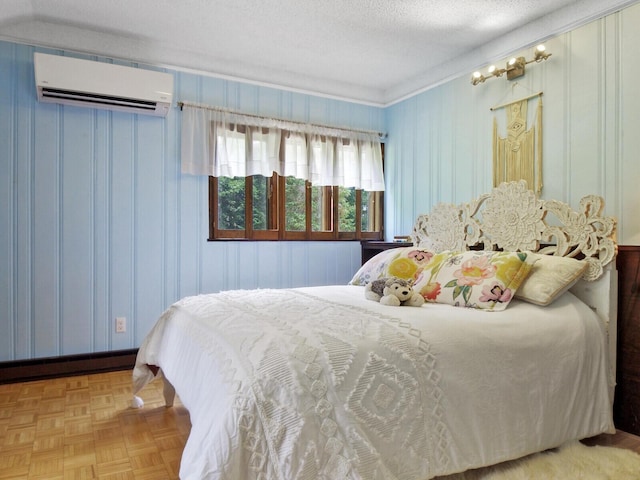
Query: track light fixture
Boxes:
[{"xmin": 471, "ymin": 44, "xmax": 551, "ymax": 85}]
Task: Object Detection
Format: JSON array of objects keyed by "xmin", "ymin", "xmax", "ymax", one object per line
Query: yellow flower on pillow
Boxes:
[
  {"xmin": 388, "ymin": 257, "xmax": 418, "ymax": 280},
  {"xmin": 494, "ymin": 253, "xmax": 534, "ymax": 290}
]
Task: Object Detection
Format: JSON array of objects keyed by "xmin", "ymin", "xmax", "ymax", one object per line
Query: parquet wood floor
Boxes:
[
  {"xmin": 0, "ymin": 370, "xmax": 190, "ymax": 479},
  {"xmin": 1, "ymin": 369, "xmax": 639, "ymax": 479}
]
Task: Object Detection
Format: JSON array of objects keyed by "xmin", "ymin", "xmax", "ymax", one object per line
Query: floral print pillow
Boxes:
[
  {"xmin": 349, "ymin": 247, "xmax": 436, "ymax": 286},
  {"xmin": 413, "ymin": 250, "xmax": 537, "ymax": 311}
]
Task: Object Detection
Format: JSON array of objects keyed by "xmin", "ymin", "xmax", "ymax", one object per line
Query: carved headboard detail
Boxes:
[
  {"xmin": 410, "ymin": 180, "xmax": 618, "ymax": 398},
  {"xmin": 409, "ymin": 180, "xmax": 617, "ymax": 282}
]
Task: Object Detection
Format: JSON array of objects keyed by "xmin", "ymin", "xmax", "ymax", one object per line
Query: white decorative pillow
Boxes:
[
  {"xmin": 514, "ymin": 253, "xmax": 588, "ymax": 306},
  {"xmin": 349, "ymin": 246, "xmax": 436, "ymax": 286},
  {"xmin": 413, "ymin": 250, "xmax": 537, "ymax": 311}
]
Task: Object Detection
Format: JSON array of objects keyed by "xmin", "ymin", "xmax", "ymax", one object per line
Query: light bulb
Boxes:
[
  {"xmin": 471, "ymin": 71, "xmax": 485, "ymax": 85},
  {"xmin": 534, "ymin": 44, "xmax": 550, "ymax": 62}
]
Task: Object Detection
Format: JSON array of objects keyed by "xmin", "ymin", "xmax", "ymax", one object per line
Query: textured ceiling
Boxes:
[{"xmin": 1, "ymin": 0, "xmax": 637, "ymax": 105}]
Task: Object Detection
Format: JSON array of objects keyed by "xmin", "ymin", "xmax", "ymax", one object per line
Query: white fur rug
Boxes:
[{"xmin": 436, "ymin": 441, "xmax": 640, "ymax": 479}]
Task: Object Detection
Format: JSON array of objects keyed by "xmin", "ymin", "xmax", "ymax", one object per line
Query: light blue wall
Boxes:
[
  {"xmin": 384, "ymin": 4, "xmax": 640, "ymax": 244},
  {"xmin": 3, "ymin": 3, "xmax": 640, "ymax": 361},
  {"xmin": 0, "ymin": 41, "xmax": 384, "ymax": 361}
]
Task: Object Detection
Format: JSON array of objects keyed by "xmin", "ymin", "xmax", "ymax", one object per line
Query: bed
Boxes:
[{"xmin": 132, "ymin": 180, "xmax": 618, "ymax": 480}]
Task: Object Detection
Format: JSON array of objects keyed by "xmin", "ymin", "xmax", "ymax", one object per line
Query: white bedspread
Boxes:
[{"xmin": 132, "ymin": 285, "xmax": 614, "ymax": 480}]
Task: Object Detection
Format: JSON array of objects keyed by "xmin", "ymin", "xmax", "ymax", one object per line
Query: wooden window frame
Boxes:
[{"xmin": 209, "ymin": 176, "xmax": 383, "ymax": 241}]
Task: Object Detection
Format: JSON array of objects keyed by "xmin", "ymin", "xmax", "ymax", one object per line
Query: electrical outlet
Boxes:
[{"xmin": 115, "ymin": 317, "xmax": 126, "ymax": 333}]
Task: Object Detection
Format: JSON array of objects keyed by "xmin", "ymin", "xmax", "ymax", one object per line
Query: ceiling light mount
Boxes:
[{"xmin": 471, "ymin": 44, "xmax": 551, "ymax": 86}]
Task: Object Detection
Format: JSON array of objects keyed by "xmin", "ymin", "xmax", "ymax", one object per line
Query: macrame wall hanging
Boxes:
[{"xmin": 491, "ymin": 91, "xmax": 543, "ymax": 193}]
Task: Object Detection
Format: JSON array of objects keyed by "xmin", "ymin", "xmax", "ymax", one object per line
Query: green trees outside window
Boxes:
[{"xmin": 210, "ymin": 175, "xmax": 382, "ymax": 241}]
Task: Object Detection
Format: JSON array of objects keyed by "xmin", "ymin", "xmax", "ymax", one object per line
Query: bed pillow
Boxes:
[
  {"xmin": 349, "ymin": 246, "xmax": 436, "ymax": 286},
  {"xmin": 514, "ymin": 253, "xmax": 588, "ymax": 306},
  {"xmin": 413, "ymin": 250, "xmax": 537, "ymax": 311}
]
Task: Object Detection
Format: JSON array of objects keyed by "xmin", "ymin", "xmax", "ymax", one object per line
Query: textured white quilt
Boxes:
[{"xmin": 132, "ymin": 285, "xmax": 614, "ymax": 480}]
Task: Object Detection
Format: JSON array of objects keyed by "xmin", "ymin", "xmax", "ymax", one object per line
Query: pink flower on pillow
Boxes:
[
  {"xmin": 454, "ymin": 256, "xmax": 497, "ymax": 286},
  {"xmin": 479, "ymin": 282, "xmax": 513, "ymax": 304},
  {"xmin": 408, "ymin": 249, "xmax": 434, "ymax": 264}
]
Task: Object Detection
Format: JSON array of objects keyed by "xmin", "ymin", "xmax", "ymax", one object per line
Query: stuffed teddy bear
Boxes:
[{"xmin": 365, "ymin": 277, "xmax": 425, "ymax": 307}]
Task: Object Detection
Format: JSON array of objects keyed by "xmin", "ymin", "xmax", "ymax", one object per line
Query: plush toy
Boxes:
[{"xmin": 365, "ymin": 277, "xmax": 425, "ymax": 307}]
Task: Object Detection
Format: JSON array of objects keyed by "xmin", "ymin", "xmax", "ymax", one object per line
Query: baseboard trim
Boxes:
[{"xmin": 0, "ymin": 349, "xmax": 138, "ymax": 384}]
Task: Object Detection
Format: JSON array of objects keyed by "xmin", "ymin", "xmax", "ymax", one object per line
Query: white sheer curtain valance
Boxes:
[{"xmin": 180, "ymin": 103, "xmax": 385, "ymax": 191}]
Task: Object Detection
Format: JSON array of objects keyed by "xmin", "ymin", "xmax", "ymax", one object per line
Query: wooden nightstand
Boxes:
[
  {"xmin": 360, "ymin": 241, "xmax": 412, "ymax": 265},
  {"xmin": 614, "ymin": 246, "xmax": 640, "ymax": 436}
]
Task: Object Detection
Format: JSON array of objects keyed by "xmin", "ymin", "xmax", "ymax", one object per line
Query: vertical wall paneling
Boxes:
[
  {"xmin": 110, "ymin": 113, "xmax": 135, "ymax": 351},
  {"xmin": 602, "ymin": 14, "xmax": 622, "ymax": 240},
  {"xmin": 224, "ymin": 242, "xmax": 241, "ymax": 291},
  {"xmin": 568, "ymin": 21, "xmax": 601, "ymax": 203},
  {"xmin": 163, "ymin": 101, "xmax": 179, "ymax": 311},
  {"xmin": 412, "ymin": 96, "xmax": 422, "ymax": 219},
  {"xmin": 430, "ymin": 89, "xmax": 442, "ymax": 207},
  {"xmin": 255, "ymin": 243, "xmax": 278, "ymax": 288},
  {"xmin": 260, "ymin": 86, "xmax": 281, "ymax": 119},
  {"xmin": 15, "ymin": 45, "xmax": 33, "ymax": 359},
  {"xmin": 236, "ymin": 242, "xmax": 258, "ymax": 289},
  {"xmin": 180, "ymin": 173, "xmax": 204, "ymax": 300},
  {"xmin": 133, "ymin": 116, "xmax": 165, "ymax": 346},
  {"xmin": 288, "ymin": 243, "xmax": 309, "ymax": 287},
  {"xmin": 0, "ymin": 43, "xmax": 15, "ymax": 359},
  {"xmin": 403, "ymin": 98, "xmax": 418, "ymax": 232},
  {"xmin": 61, "ymin": 106, "xmax": 93, "ymax": 355},
  {"xmin": 438, "ymin": 86, "xmax": 453, "ymax": 203},
  {"xmin": 33, "ymin": 96, "xmax": 60, "ymax": 357},
  {"xmin": 620, "ymin": 6, "xmax": 640, "ymax": 244},
  {"xmin": 385, "ymin": 99, "xmax": 416, "ymax": 238},
  {"xmin": 0, "ymin": 44, "xmax": 383, "ymax": 358},
  {"xmin": 3, "ymin": 4, "xmax": 640, "ymax": 361},
  {"xmin": 384, "ymin": 4, "xmax": 635, "ymax": 244},
  {"xmin": 93, "ymin": 110, "xmax": 108, "ymax": 353},
  {"xmin": 451, "ymin": 82, "xmax": 477, "ymax": 203},
  {"xmin": 199, "ymin": 242, "xmax": 222, "ymax": 294},
  {"xmin": 176, "ymin": 73, "xmax": 201, "ymax": 301},
  {"xmin": 562, "ymin": 35, "xmax": 573, "ymax": 202}
]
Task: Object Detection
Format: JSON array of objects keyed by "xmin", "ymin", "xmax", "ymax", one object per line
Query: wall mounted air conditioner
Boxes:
[{"xmin": 34, "ymin": 52, "xmax": 173, "ymax": 117}]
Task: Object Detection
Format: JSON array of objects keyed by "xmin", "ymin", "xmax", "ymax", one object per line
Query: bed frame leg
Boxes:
[{"xmin": 162, "ymin": 375, "xmax": 176, "ymax": 407}]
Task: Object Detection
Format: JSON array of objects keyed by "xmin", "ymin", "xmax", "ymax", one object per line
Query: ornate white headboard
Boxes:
[
  {"xmin": 409, "ymin": 181, "xmax": 618, "ymax": 392},
  {"xmin": 410, "ymin": 181, "xmax": 616, "ymax": 278}
]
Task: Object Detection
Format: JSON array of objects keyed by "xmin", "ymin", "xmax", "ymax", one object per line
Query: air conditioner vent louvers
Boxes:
[
  {"xmin": 41, "ymin": 88, "xmax": 158, "ymax": 110},
  {"xmin": 34, "ymin": 53, "xmax": 173, "ymax": 117}
]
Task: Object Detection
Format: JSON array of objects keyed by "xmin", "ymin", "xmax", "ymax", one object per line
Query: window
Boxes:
[
  {"xmin": 209, "ymin": 162, "xmax": 384, "ymax": 241},
  {"xmin": 180, "ymin": 103, "xmax": 385, "ymax": 241}
]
